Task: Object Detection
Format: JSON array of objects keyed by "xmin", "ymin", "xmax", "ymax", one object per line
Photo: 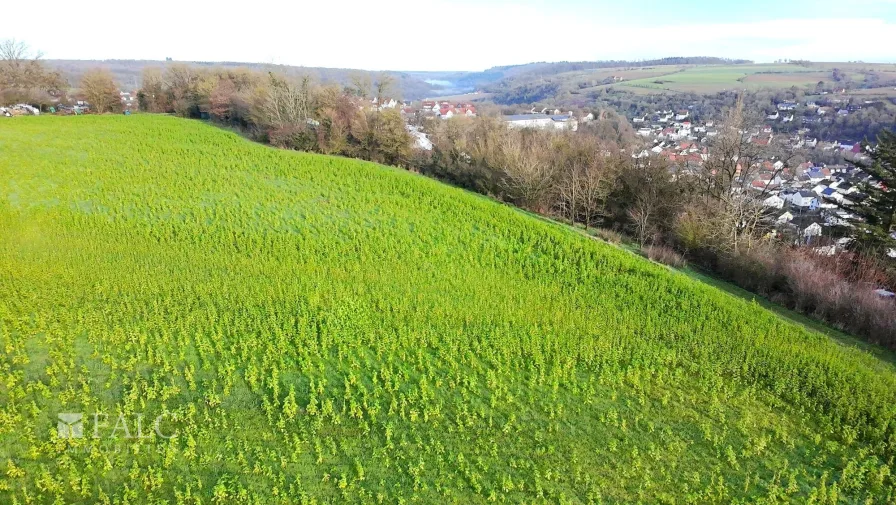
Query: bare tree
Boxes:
[
  {"xmin": 348, "ymin": 71, "xmax": 371, "ymax": 99},
  {"xmin": 80, "ymin": 69, "xmax": 119, "ymax": 113},
  {"xmin": 629, "ymin": 195, "xmax": 655, "ymax": 246},
  {"xmin": 374, "ymin": 72, "xmax": 395, "ymax": 105},
  {"xmin": 256, "ymin": 73, "xmax": 316, "ymax": 128},
  {"xmin": 690, "ymin": 94, "xmax": 791, "ymax": 253},
  {"xmin": 557, "ymin": 162, "xmax": 583, "ymax": 225},
  {"xmin": 498, "ymin": 131, "xmax": 557, "ymax": 212},
  {"xmin": 1, "ymin": 39, "xmax": 67, "ymax": 105},
  {"xmin": 580, "ymin": 153, "xmax": 617, "ymax": 230},
  {"xmin": 138, "ymin": 67, "xmax": 166, "ymax": 112},
  {"xmin": 553, "ymin": 134, "xmax": 616, "ymax": 229}
]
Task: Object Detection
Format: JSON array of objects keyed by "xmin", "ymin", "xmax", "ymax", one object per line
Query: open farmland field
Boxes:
[
  {"xmin": 849, "ymin": 86, "xmax": 896, "ymax": 98},
  {"xmin": 603, "ymin": 63, "xmax": 883, "ymax": 94},
  {"xmin": 3, "ymin": 115, "xmax": 896, "ymax": 503},
  {"xmin": 614, "ymin": 64, "xmax": 822, "ymax": 93},
  {"xmin": 740, "ymin": 71, "xmax": 832, "ymax": 86},
  {"xmin": 574, "ymin": 66, "xmax": 684, "ymax": 84}
]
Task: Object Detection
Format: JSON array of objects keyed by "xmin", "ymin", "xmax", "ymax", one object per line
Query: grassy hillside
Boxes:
[
  {"xmin": 490, "ymin": 62, "xmax": 896, "ymax": 104},
  {"xmin": 2, "ymin": 115, "xmax": 896, "ymax": 503}
]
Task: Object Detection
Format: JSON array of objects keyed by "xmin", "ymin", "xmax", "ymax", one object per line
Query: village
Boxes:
[
  {"xmin": 623, "ymin": 100, "xmax": 882, "ymax": 253},
  {"xmin": 391, "ymin": 95, "xmax": 883, "ymax": 256}
]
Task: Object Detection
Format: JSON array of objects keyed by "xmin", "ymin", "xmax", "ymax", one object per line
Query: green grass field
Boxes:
[
  {"xmin": 587, "ymin": 63, "xmax": 877, "ymax": 94},
  {"xmin": 2, "ymin": 115, "xmax": 896, "ymax": 503}
]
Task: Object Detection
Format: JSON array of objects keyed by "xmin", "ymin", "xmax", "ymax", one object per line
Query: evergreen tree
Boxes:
[{"xmin": 853, "ymin": 130, "xmax": 896, "ymax": 253}]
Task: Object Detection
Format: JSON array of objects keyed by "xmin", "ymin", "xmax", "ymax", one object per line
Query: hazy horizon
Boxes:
[
  {"xmin": 37, "ymin": 56, "xmax": 896, "ymax": 75},
  {"xmin": 7, "ymin": 0, "xmax": 896, "ymax": 71}
]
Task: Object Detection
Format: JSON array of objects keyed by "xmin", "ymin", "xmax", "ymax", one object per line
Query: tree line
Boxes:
[
  {"xmin": 135, "ymin": 64, "xmax": 414, "ymax": 167},
  {"xmin": 0, "ymin": 40, "xmax": 67, "ymax": 108}
]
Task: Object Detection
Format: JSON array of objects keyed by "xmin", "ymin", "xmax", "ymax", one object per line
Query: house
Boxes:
[
  {"xmin": 637, "ymin": 127, "xmax": 653, "ymax": 137},
  {"xmin": 777, "ymin": 211, "xmax": 794, "ymax": 223},
  {"xmin": 755, "ymin": 173, "xmax": 782, "ymax": 188},
  {"xmin": 805, "ymin": 138, "xmax": 818, "ymax": 148},
  {"xmin": 551, "ymin": 114, "xmax": 578, "ymax": 131},
  {"xmin": 763, "ymin": 195, "xmax": 785, "ymax": 209},
  {"xmin": 406, "ymin": 125, "xmax": 432, "ymax": 150},
  {"xmin": 782, "ymin": 114, "xmax": 794, "ymax": 123},
  {"xmin": 834, "ymin": 182, "xmax": 855, "ymax": 194},
  {"xmin": 582, "ymin": 112, "xmax": 595, "ymax": 123},
  {"xmin": 374, "ymin": 97, "xmax": 398, "ymax": 109},
  {"xmin": 767, "ymin": 111, "xmax": 779, "ymax": 120},
  {"xmin": 791, "ymin": 191, "xmax": 819, "ymax": 210},
  {"xmin": 632, "ymin": 115, "xmax": 646, "ymax": 123},
  {"xmin": 675, "ymin": 110, "xmax": 689, "ymax": 121},
  {"xmin": 503, "ymin": 113, "xmax": 577, "ymax": 131},
  {"xmin": 821, "ymin": 187, "xmax": 844, "ymax": 202},
  {"xmin": 803, "ymin": 222, "xmax": 823, "ymax": 237},
  {"xmin": 777, "ymin": 101, "xmax": 796, "ymax": 111},
  {"xmin": 752, "ymin": 135, "xmax": 771, "ymax": 146},
  {"xmin": 806, "ymin": 169, "xmax": 825, "ymax": 183},
  {"xmin": 837, "ymin": 109, "xmax": 849, "ymax": 116}
]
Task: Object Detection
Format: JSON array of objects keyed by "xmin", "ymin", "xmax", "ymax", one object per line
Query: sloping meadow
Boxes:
[{"xmin": 1, "ymin": 115, "xmax": 895, "ymax": 503}]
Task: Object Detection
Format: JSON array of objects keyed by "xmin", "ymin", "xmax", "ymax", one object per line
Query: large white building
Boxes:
[{"xmin": 503, "ymin": 113, "xmax": 578, "ymax": 131}]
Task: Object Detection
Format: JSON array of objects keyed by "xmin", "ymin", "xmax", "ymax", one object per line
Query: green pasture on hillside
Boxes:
[
  {"xmin": 608, "ymin": 64, "xmax": 868, "ymax": 94},
  {"xmin": 1, "ymin": 115, "xmax": 896, "ymax": 503}
]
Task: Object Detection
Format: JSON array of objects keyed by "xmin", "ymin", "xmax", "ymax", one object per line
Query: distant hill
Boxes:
[
  {"xmin": 43, "ymin": 57, "xmax": 757, "ymax": 102},
  {"xmin": 399, "ymin": 58, "xmax": 755, "ymax": 97},
  {"xmin": 487, "ymin": 57, "xmax": 750, "ymax": 78}
]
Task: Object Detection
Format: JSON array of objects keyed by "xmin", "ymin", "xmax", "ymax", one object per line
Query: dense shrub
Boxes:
[
  {"xmin": 708, "ymin": 244, "xmax": 896, "ymax": 345},
  {"xmin": 593, "ymin": 227, "xmax": 623, "ymax": 244},
  {"xmin": 645, "ymin": 244, "xmax": 687, "ymax": 268}
]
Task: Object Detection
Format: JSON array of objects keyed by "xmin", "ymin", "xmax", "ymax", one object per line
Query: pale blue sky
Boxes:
[{"xmin": 6, "ymin": 0, "xmax": 896, "ymax": 70}]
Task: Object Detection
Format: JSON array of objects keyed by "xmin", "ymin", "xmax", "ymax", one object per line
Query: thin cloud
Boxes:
[{"xmin": 3, "ymin": 0, "xmax": 894, "ymax": 70}]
